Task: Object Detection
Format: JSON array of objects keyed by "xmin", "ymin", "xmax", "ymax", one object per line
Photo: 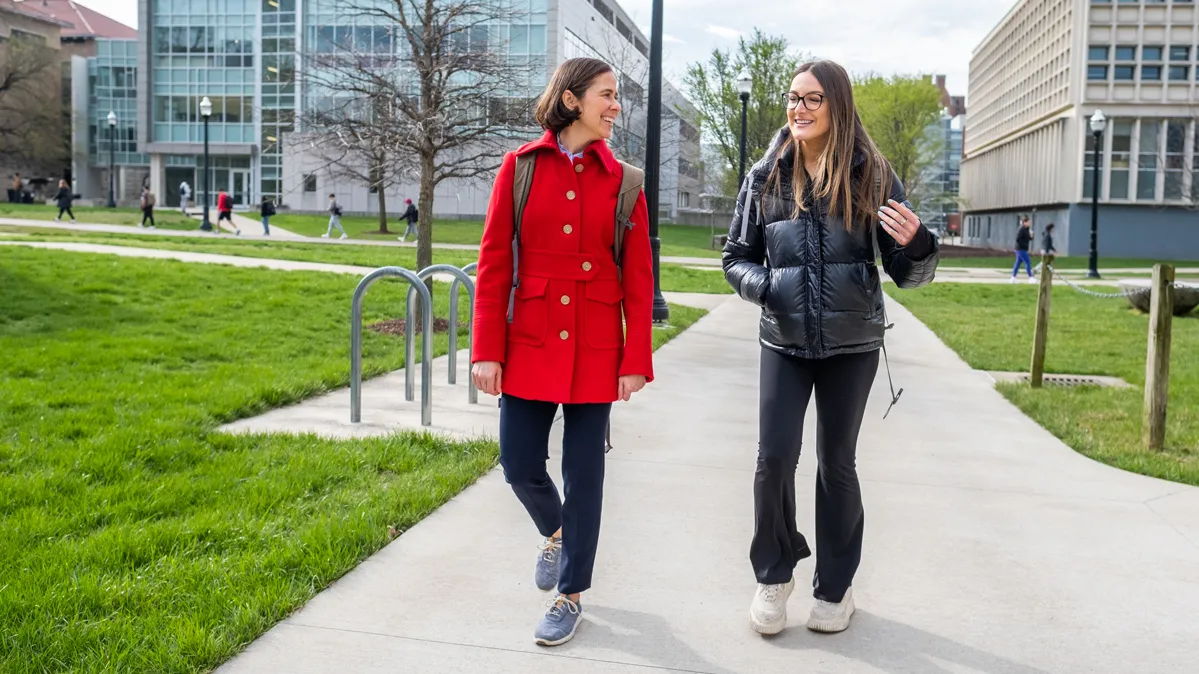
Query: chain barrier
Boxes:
[{"xmin": 1042, "ymin": 264, "xmax": 1190, "ymax": 300}]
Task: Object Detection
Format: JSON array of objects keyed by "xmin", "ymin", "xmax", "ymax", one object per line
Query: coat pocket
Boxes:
[
  {"xmin": 584, "ymin": 280, "xmax": 625, "ymax": 350},
  {"xmin": 510, "ymin": 276, "xmax": 549, "ymax": 346}
]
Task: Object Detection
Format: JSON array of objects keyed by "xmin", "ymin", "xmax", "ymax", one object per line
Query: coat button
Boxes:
[
  {"xmin": 581, "ymin": 261, "xmax": 592, "ymax": 272},
  {"xmin": 575, "ymin": 164, "xmax": 584, "ymax": 173},
  {"xmin": 561, "ymin": 295, "xmax": 570, "ymax": 305},
  {"xmin": 566, "ymin": 190, "xmax": 576, "ymax": 200},
  {"xmin": 563, "ymin": 224, "xmax": 573, "ymax": 234},
  {"xmin": 560, "ymin": 330, "xmax": 569, "ymax": 340}
]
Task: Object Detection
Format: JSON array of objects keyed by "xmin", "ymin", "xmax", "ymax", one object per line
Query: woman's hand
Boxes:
[
  {"xmin": 618, "ymin": 375, "xmax": 647, "ymax": 402},
  {"xmin": 878, "ymin": 199, "xmax": 922, "ymax": 247},
  {"xmin": 472, "ymin": 361, "xmax": 503, "ymax": 396}
]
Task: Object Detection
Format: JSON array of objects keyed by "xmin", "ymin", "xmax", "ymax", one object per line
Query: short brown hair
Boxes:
[{"xmin": 533, "ymin": 58, "xmax": 614, "ymax": 133}]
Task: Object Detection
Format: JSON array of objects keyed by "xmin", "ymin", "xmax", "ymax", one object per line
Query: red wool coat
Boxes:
[{"xmin": 471, "ymin": 131, "xmax": 655, "ymax": 404}]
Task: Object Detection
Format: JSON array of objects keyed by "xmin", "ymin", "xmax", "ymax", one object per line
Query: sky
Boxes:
[{"xmin": 79, "ymin": 0, "xmax": 1017, "ymax": 101}]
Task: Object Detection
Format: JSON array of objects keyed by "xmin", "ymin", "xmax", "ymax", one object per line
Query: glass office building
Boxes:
[{"xmin": 132, "ymin": 0, "xmax": 697, "ymax": 215}]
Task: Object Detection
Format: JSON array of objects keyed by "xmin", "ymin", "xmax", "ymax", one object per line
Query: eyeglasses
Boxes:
[{"xmin": 781, "ymin": 92, "xmax": 826, "ymax": 111}]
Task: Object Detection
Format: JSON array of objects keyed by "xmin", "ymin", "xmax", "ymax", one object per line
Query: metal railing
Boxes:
[
  {"xmin": 449, "ymin": 262, "xmax": 478, "ymax": 402},
  {"xmin": 406, "ymin": 264, "xmax": 477, "ymax": 404},
  {"xmin": 350, "ymin": 266, "xmax": 433, "ymax": 426}
]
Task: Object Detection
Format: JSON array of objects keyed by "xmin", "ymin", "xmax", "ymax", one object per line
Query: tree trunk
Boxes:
[
  {"xmin": 376, "ymin": 183, "xmax": 389, "ymax": 234},
  {"xmin": 417, "ymin": 150, "xmax": 436, "ymax": 273}
]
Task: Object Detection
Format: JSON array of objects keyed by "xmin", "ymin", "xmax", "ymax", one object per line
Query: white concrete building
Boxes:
[{"xmin": 961, "ymin": 0, "xmax": 1199, "ymax": 259}]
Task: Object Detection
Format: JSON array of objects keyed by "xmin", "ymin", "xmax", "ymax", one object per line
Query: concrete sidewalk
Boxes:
[{"xmin": 214, "ymin": 293, "xmax": 1199, "ymax": 673}]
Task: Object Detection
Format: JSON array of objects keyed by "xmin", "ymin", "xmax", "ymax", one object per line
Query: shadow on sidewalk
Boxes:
[
  {"xmin": 768, "ymin": 610, "xmax": 1051, "ymax": 674},
  {"xmin": 577, "ymin": 605, "xmax": 739, "ymax": 674}
]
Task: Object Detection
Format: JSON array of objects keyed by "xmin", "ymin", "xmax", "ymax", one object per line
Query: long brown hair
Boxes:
[
  {"xmin": 767, "ymin": 60, "xmax": 890, "ymax": 231},
  {"xmin": 533, "ymin": 58, "xmax": 614, "ymax": 133}
]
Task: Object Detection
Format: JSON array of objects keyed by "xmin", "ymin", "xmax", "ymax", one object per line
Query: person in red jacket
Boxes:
[{"xmin": 471, "ymin": 57, "xmax": 655, "ymax": 647}]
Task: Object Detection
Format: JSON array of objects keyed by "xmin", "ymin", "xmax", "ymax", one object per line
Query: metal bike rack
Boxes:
[
  {"xmin": 406, "ymin": 264, "xmax": 477, "ymax": 404},
  {"xmin": 350, "ymin": 266, "xmax": 433, "ymax": 426},
  {"xmin": 449, "ymin": 262, "xmax": 478, "ymax": 403}
]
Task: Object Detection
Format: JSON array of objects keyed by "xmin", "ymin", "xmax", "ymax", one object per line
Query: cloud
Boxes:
[
  {"xmin": 704, "ymin": 25, "xmax": 743, "ymax": 41},
  {"xmin": 664, "ymin": 34, "xmax": 685, "ymax": 44}
]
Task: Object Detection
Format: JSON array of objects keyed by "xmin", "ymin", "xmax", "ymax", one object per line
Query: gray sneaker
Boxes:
[
  {"xmin": 534, "ymin": 537, "xmax": 561, "ymax": 591},
  {"xmin": 535, "ymin": 595, "xmax": 581, "ymax": 646}
]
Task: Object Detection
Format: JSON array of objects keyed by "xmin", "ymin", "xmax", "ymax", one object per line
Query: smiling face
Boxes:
[
  {"xmin": 786, "ymin": 71, "xmax": 831, "ymax": 146},
  {"xmin": 564, "ymin": 71, "xmax": 621, "ymax": 141}
]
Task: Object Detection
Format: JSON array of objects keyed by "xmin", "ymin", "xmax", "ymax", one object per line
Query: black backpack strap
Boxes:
[
  {"xmin": 871, "ymin": 203, "xmax": 903, "ymax": 420},
  {"xmin": 508, "ymin": 153, "xmax": 536, "ymax": 323}
]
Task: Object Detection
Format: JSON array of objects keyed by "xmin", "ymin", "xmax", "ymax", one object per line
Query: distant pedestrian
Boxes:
[
  {"xmin": 180, "ymin": 180, "xmax": 191, "ymax": 213},
  {"xmin": 1041, "ymin": 222, "xmax": 1056, "ymax": 256},
  {"xmin": 10, "ymin": 173, "xmax": 22, "ymax": 203},
  {"xmin": 139, "ymin": 187, "xmax": 156, "ymax": 229},
  {"xmin": 322, "ymin": 193, "xmax": 348, "ymax": 239},
  {"xmin": 259, "ymin": 196, "xmax": 275, "ymax": 235},
  {"xmin": 1011, "ymin": 217, "xmax": 1034, "ymax": 283},
  {"xmin": 216, "ymin": 190, "xmax": 240, "ymax": 235},
  {"xmin": 53, "ymin": 179, "xmax": 76, "ymax": 223},
  {"xmin": 398, "ymin": 198, "xmax": 419, "ymax": 242}
]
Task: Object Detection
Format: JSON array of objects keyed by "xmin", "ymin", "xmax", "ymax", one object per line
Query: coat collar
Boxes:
[{"xmin": 516, "ymin": 129, "xmax": 621, "ymax": 175}]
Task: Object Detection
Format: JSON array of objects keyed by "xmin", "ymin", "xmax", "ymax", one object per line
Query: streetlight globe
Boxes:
[
  {"xmin": 106, "ymin": 111, "xmax": 117, "ymax": 127},
  {"xmin": 1090, "ymin": 109, "xmax": 1107, "ymax": 134},
  {"xmin": 735, "ymin": 71, "xmax": 753, "ymax": 97},
  {"xmin": 200, "ymin": 96, "xmax": 213, "ymax": 118}
]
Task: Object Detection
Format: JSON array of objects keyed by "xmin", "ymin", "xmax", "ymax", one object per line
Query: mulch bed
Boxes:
[{"xmin": 368, "ymin": 317, "xmax": 453, "ymax": 335}]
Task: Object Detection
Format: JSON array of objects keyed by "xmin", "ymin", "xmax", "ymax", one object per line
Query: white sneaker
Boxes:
[
  {"xmin": 340, "ymin": 233, "xmax": 348, "ymax": 240},
  {"xmin": 807, "ymin": 587, "xmax": 855, "ymax": 633},
  {"xmin": 321, "ymin": 233, "xmax": 330, "ymax": 239},
  {"xmin": 1009, "ymin": 276, "xmax": 1018, "ymax": 283},
  {"xmin": 749, "ymin": 577, "xmax": 794, "ymax": 635},
  {"xmin": 1028, "ymin": 276, "xmax": 1037, "ymax": 284}
]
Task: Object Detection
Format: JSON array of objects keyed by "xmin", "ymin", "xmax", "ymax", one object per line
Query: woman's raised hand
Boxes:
[{"xmin": 877, "ymin": 199, "xmax": 922, "ymax": 247}]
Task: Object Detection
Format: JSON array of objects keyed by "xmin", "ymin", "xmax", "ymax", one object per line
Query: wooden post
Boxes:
[
  {"xmin": 1030, "ymin": 254, "xmax": 1054, "ymax": 388},
  {"xmin": 1143, "ymin": 263, "xmax": 1174, "ymax": 450}
]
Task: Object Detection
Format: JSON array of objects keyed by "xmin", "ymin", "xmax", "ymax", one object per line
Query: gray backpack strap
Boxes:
[
  {"xmin": 508, "ymin": 153, "xmax": 536, "ymax": 323},
  {"xmin": 613, "ymin": 161, "xmax": 644, "ymax": 281}
]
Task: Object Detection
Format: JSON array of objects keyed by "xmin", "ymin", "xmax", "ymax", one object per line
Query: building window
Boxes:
[
  {"xmin": 1169, "ymin": 65, "xmax": 1189, "ymax": 80},
  {"xmin": 1138, "ymin": 120, "xmax": 1160, "ymax": 201},
  {"xmin": 1088, "ymin": 65, "xmax": 1108, "ymax": 80},
  {"xmin": 1169, "ymin": 46, "xmax": 1190, "ymax": 61},
  {"xmin": 1088, "ymin": 46, "xmax": 1109, "ymax": 61},
  {"xmin": 1164, "ymin": 120, "xmax": 1186, "ymax": 200},
  {"xmin": 303, "ymin": 174, "xmax": 317, "ymax": 192},
  {"xmin": 1142, "ymin": 46, "xmax": 1164, "ymax": 61},
  {"xmin": 1142, "ymin": 65, "xmax": 1162, "ymax": 80},
  {"xmin": 1110, "ymin": 120, "xmax": 1133, "ymax": 199},
  {"xmin": 1114, "ymin": 65, "xmax": 1135, "ymax": 80},
  {"xmin": 1115, "ymin": 46, "xmax": 1136, "ymax": 61}
]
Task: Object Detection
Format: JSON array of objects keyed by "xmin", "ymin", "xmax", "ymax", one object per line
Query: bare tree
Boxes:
[
  {"xmin": 0, "ymin": 38, "xmax": 68, "ymax": 175},
  {"xmin": 301, "ymin": 0, "xmax": 540, "ymax": 268}
]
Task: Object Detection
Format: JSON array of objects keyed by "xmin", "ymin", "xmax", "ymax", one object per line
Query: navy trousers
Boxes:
[{"xmin": 499, "ymin": 393, "xmax": 611, "ymax": 595}]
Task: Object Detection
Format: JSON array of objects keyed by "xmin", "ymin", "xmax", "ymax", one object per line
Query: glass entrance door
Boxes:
[{"xmin": 231, "ymin": 170, "xmax": 251, "ymax": 206}]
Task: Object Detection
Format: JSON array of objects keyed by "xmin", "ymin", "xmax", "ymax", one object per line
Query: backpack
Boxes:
[
  {"xmin": 505, "ymin": 153, "xmax": 644, "ymax": 323},
  {"xmin": 145, "ymin": 192, "xmax": 156, "ymax": 207}
]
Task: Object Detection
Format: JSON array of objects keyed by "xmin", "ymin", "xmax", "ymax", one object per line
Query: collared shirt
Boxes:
[{"xmin": 556, "ymin": 133, "xmax": 584, "ymax": 162}]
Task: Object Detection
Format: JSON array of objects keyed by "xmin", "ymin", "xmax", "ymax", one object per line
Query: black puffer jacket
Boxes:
[{"xmin": 722, "ymin": 128, "xmax": 939, "ymax": 360}]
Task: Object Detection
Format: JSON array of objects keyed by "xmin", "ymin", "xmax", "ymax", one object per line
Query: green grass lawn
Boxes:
[
  {"xmin": 938, "ymin": 254, "xmax": 1197, "ymax": 270},
  {"xmin": 886, "ymin": 282, "xmax": 1198, "ymax": 486},
  {"xmin": 0, "ymin": 246, "xmax": 705, "ymax": 673},
  {"xmin": 0, "ymin": 227, "xmax": 734, "ymax": 295},
  {"xmin": 0, "ymin": 203, "xmax": 199, "ymax": 231}
]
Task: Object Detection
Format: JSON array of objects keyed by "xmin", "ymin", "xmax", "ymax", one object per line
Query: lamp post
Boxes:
[
  {"xmin": 200, "ymin": 96, "xmax": 213, "ymax": 231},
  {"xmin": 735, "ymin": 71, "xmax": 752, "ymax": 187},
  {"xmin": 106, "ymin": 111, "xmax": 117, "ymax": 208},
  {"xmin": 643, "ymin": 0, "xmax": 668, "ymax": 323},
  {"xmin": 1087, "ymin": 109, "xmax": 1106, "ymax": 279}
]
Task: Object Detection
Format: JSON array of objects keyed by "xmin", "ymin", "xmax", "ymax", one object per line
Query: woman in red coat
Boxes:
[{"xmin": 471, "ymin": 58, "xmax": 655, "ymax": 647}]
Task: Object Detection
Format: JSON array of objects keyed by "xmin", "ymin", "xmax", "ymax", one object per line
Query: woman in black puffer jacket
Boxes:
[{"xmin": 723, "ymin": 60, "xmax": 939, "ymax": 637}]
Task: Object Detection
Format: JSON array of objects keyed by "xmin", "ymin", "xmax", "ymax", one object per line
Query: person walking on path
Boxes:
[
  {"xmin": 723, "ymin": 59, "xmax": 939, "ymax": 636},
  {"xmin": 1011, "ymin": 217, "xmax": 1035, "ymax": 283},
  {"xmin": 1040, "ymin": 222, "xmax": 1056, "ymax": 256},
  {"xmin": 471, "ymin": 57, "xmax": 655, "ymax": 648},
  {"xmin": 180, "ymin": 180, "xmax": 191, "ymax": 213},
  {"xmin": 52, "ymin": 179, "xmax": 76, "ymax": 223},
  {"xmin": 322, "ymin": 194, "xmax": 348, "ymax": 239},
  {"xmin": 215, "ymin": 191, "xmax": 241, "ymax": 235},
  {"xmin": 259, "ymin": 196, "xmax": 275, "ymax": 236},
  {"xmin": 139, "ymin": 187, "xmax": 157, "ymax": 229},
  {"xmin": 398, "ymin": 198, "xmax": 418, "ymax": 242}
]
